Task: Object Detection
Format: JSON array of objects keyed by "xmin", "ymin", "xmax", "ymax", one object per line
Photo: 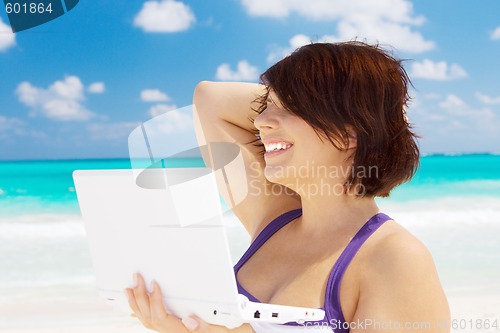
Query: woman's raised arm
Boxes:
[{"xmin": 193, "ymin": 81, "xmax": 300, "ymax": 238}]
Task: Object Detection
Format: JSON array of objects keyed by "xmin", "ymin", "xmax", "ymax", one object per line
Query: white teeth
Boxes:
[{"xmin": 265, "ymin": 142, "xmax": 292, "ymax": 152}]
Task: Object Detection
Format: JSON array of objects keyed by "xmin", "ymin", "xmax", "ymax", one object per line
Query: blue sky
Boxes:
[{"xmin": 1, "ymin": 0, "xmax": 499, "ymax": 160}]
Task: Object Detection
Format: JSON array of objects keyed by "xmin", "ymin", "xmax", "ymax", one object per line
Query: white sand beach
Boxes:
[
  {"xmin": 1, "ymin": 284, "xmax": 500, "ymax": 332},
  {"xmin": 2, "ymin": 203, "xmax": 500, "ymax": 333}
]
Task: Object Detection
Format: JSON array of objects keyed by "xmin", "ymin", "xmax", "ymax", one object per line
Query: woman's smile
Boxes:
[{"xmin": 262, "ymin": 138, "xmax": 294, "ymax": 158}]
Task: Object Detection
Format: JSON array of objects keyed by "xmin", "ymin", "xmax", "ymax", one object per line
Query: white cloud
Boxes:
[
  {"xmin": 334, "ymin": 16, "xmax": 434, "ymax": 53},
  {"xmin": 475, "ymin": 92, "xmax": 500, "ymax": 105},
  {"xmin": 267, "ymin": 34, "xmax": 333, "ymax": 63},
  {"xmin": 16, "ymin": 76, "xmax": 95, "ymax": 121},
  {"xmin": 241, "ymin": 0, "xmax": 423, "ymax": 22},
  {"xmin": 438, "ymin": 95, "xmax": 467, "ymax": 112},
  {"xmin": 491, "ymin": 27, "xmax": 500, "ymax": 40},
  {"xmin": 439, "ymin": 94, "xmax": 494, "ymax": 119},
  {"xmin": 149, "ymin": 103, "xmax": 178, "ymax": 117},
  {"xmin": 87, "ymin": 82, "xmax": 105, "ymax": 94},
  {"xmin": 410, "ymin": 59, "xmax": 467, "ymax": 81},
  {"xmin": 408, "ymin": 93, "xmax": 500, "ymax": 152},
  {"xmin": 141, "ymin": 89, "xmax": 171, "ymax": 102},
  {"xmin": 133, "ymin": 0, "xmax": 195, "ymax": 33},
  {"xmin": 0, "ymin": 18, "xmax": 15, "ymax": 52},
  {"xmin": 0, "ymin": 115, "xmax": 22, "ymax": 131},
  {"xmin": 215, "ymin": 60, "xmax": 259, "ymax": 81},
  {"xmin": 434, "ymin": 94, "xmax": 498, "ymax": 145},
  {"xmin": 148, "ymin": 108, "xmax": 192, "ymax": 133},
  {"xmin": 242, "ymin": 0, "xmax": 434, "ymax": 54},
  {"xmin": 288, "ymin": 34, "xmax": 314, "ymax": 48},
  {"xmin": 0, "ymin": 116, "xmax": 45, "ymax": 141},
  {"xmin": 423, "ymin": 93, "xmax": 441, "ymax": 100}
]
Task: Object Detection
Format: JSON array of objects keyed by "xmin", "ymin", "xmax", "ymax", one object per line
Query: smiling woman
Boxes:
[{"xmin": 126, "ymin": 41, "xmax": 450, "ymax": 333}]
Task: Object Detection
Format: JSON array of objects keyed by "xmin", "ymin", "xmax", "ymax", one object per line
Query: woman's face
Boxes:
[{"xmin": 254, "ymin": 92, "xmax": 352, "ymax": 192}]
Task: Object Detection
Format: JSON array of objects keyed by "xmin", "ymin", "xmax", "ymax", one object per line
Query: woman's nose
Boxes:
[{"xmin": 254, "ymin": 107, "xmax": 279, "ymax": 130}]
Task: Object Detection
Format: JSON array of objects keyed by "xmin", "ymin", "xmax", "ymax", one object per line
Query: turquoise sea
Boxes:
[
  {"xmin": 1, "ymin": 154, "xmax": 499, "ymax": 326},
  {"xmin": 0, "ymin": 154, "xmax": 499, "ymax": 216}
]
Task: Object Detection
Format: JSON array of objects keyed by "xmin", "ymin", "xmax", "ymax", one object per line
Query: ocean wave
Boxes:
[
  {"xmin": 0, "ymin": 275, "xmax": 95, "ymax": 289},
  {"xmin": 378, "ymin": 195, "xmax": 500, "ymax": 211},
  {"xmin": 377, "ymin": 196, "xmax": 500, "ymax": 226},
  {"xmin": 1, "ymin": 196, "xmax": 498, "ymax": 241},
  {"xmin": 0, "ymin": 215, "xmax": 86, "ymax": 240}
]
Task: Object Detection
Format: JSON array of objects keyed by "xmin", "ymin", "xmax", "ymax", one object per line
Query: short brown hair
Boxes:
[{"xmin": 257, "ymin": 41, "xmax": 419, "ymax": 197}]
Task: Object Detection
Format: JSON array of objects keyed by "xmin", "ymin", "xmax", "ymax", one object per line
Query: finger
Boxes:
[
  {"xmin": 132, "ymin": 273, "xmax": 152, "ymax": 324},
  {"xmin": 149, "ymin": 280, "xmax": 170, "ymax": 325},
  {"xmin": 126, "ymin": 287, "xmax": 148, "ymax": 327},
  {"xmin": 239, "ymin": 324, "xmax": 255, "ymax": 333},
  {"xmin": 125, "ymin": 288, "xmax": 141, "ymax": 316},
  {"xmin": 182, "ymin": 316, "xmax": 255, "ymax": 333},
  {"xmin": 181, "ymin": 316, "xmax": 202, "ymax": 332}
]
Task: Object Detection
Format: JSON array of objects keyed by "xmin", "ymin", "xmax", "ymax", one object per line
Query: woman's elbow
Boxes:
[{"xmin": 193, "ymin": 80, "xmax": 214, "ymax": 105}]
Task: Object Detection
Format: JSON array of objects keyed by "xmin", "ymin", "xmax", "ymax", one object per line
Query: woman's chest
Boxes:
[{"xmin": 236, "ymin": 238, "xmax": 349, "ymax": 308}]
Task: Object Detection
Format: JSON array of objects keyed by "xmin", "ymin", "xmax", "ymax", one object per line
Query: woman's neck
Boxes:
[{"xmin": 296, "ymin": 191, "xmax": 380, "ymax": 236}]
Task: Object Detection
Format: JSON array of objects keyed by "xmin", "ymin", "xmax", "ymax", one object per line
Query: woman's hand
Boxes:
[{"xmin": 125, "ymin": 273, "xmax": 254, "ymax": 333}]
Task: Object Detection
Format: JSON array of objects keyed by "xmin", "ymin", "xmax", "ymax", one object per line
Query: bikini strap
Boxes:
[
  {"xmin": 234, "ymin": 209, "xmax": 302, "ymax": 273},
  {"xmin": 324, "ymin": 213, "xmax": 393, "ymax": 326}
]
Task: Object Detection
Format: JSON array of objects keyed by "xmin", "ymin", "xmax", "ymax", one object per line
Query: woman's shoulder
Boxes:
[
  {"xmin": 348, "ymin": 219, "xmax": 450, "ymax": 329},
  {"xmin": 355, "ymin": 219, "xmax": 440, "ymax": 293},
  {"xmin": 362, "ymin": 220, "xmax": 434, "ymax": 272}
]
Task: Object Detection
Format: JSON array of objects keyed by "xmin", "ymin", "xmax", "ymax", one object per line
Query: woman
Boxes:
[{"xmin": 125, "ymin": 41, "xmax": 450, "ymax": 332}]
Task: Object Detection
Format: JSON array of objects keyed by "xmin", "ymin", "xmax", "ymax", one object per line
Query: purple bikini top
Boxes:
[{"xmin": 234, "ymin": 209, "xmax": 392, "ymax": 332}]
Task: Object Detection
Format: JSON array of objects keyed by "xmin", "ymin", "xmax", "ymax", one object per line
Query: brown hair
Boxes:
[{"xmin": 256, "ymin": 41, "xmax": 419, "ymax": 197}]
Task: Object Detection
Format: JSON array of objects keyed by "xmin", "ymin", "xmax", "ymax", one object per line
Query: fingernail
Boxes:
[
  {"xmin": 182, "ymin": 317, "xmax": 199, "ymax": 331},
  {"xmin": 150, "ymin": 280, "xmax": 156, "ymax": 294},
  {"xmin": 133, "ymin": 273, "xmax": 138, "ymax": 287}
]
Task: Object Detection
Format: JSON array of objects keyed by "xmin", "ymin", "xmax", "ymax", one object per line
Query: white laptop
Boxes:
[{"xmin": 73, "ymin": 168, "xmax": 325, "ymax": 329}]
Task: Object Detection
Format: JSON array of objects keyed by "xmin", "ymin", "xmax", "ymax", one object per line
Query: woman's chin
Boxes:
[
  {"xmin": 264, "ymin": 166, "xmax": 285, "ymax": 183},
  {"xmin": 263, "ymin": 171, "xmax": 294, "ymax": 189}
]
